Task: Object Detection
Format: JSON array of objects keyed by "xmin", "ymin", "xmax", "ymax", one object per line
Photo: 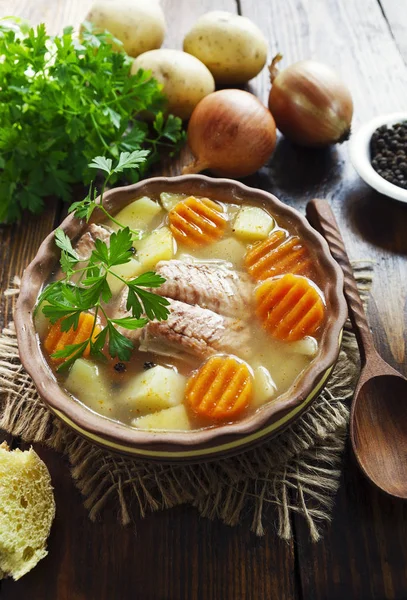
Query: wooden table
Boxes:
[{"xmin": 1, "ymin": 0, "xmax": 407, "ymax": 598}]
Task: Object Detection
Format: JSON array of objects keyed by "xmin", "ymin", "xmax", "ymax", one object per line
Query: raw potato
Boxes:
[
  {"xmin": 233, "ymin": 206, "xmax": 275, "ymax": 241},
  {"xmin": 131, "ymin": 49, "xmax": 215, "ymax": 120},
  {"xmin": 252, "ymin": 366, "xmax": 277, "ymax": 408},
  {"xmin": 160, "ymin": 192, "xmax": 187, "ymax": 212},
  {"xmin": 111, "ymin": 196, "xmax": 162, "ymax": 233},
  {"xmin": 196, "ymin": 237, "xmax": 247, "ymax": 267},
  {"xmin": 131, "ymin": 404, "xmax": 191, "ymax": 431},
  {"xmin": 137, "ymin": 226, "xmax": 175, "ymax": 270},
  {"xmin": 85, "ymin": 0, "xmax": 166, "ymax": 58},
  {"xmin": 106, "ymin": 257, "xmax": 143, "ymax": 295},
  {"xmin": 66, "ymin": 359, "xmax": 114, "ymax": 417},
  {"xmin": 183, "ymin": 11, "xmax": 268, "ymax": 84},
  {"xmin": 121, "ymin": 366, "xmax": 186, "ymax": 414}
]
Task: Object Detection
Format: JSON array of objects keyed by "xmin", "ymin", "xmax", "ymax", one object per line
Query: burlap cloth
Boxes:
[{"xmin": 0, "ymin": 263, "xmax": 373, "ymax": 542}]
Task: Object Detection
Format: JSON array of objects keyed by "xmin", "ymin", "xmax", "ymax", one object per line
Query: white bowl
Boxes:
[{"xmin": 350, "ymin": 112, "xmax": 407, "ymax": 203}]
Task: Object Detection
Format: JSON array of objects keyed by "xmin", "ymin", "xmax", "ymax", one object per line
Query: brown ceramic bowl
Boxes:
[{"xmin": 15, "ymin": 176, "xmax": 347, "ymax": 462}]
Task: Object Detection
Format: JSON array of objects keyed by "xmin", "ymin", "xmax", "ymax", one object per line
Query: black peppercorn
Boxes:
[
  {"xmin": 143, "ymin": 361, "xmax": 156, "ymax": 370},
  {"xmin": 370, "ymin": 121, "xmax": 407, "ymax": 190},
  {"xmin": 114, "ymin": 362, "xmax": 126, "ymax": 373}
]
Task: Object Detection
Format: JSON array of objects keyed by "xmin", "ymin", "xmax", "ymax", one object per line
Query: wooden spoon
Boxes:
[{"xmin": 306, "ymin": 198, "xmax": 407, "ymax": 499}]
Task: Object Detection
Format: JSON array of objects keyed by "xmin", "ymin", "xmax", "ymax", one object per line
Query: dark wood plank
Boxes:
[
  {"xmin": 239, "ymin": 1, "xmax": 407, "ymax": 598},
  {"xmin": 0, "ymin": 202, "xmax": 58, "ymax": 329},
  {"xmin": 1, "ymin": 1, "xmax": 299, "ymax": 599},
  {"xmin": 294, "ymin": 442, "xmax": 407, "ymax": 600}
]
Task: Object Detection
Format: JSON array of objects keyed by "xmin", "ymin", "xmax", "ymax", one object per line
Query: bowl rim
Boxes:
[
  {"xmin": 350, "ymin": 111, "xmax": 407, "ymax": 203},
  {"xmin": 14, "ymin": 175, "xmax": 347, "ymax": 453}
]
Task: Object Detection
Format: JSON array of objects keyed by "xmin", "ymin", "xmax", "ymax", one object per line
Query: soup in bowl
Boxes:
[{"xmin": 15, "ymin": 176, "xmax": 347, "ymax": 461}]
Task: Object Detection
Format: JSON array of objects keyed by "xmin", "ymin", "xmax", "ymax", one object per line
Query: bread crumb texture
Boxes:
[{"xmin": 0, "ymin": 442, "xmax": 56, "ymax": 580}]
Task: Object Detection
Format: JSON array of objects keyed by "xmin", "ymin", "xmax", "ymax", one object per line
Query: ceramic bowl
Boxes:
[
  {"xmin": 350, "ymin": 111, "xmax": 407, "ymax": 203},
  {"xmin": 15, "ymin": 176, "xmax": 347, "ymax": 462}
]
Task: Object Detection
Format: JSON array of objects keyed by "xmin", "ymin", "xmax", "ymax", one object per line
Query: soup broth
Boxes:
[{"xmin": 36, "ymin": 193, "xmax": 327, "ymax": 432}]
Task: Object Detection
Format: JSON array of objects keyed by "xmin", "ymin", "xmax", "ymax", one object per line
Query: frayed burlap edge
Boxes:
[{"xmin": 0, "ymin": 263, "xmax": 373, "ymax": 542}]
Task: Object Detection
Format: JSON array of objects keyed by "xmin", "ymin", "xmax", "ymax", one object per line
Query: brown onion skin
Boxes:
[
  {"xmin": 183, "ymin": 89, "xmax": 276, "ymax": 177},
  {"xmin": 268, "ymin": 59, "xmax": 353, "ymax": 147}
]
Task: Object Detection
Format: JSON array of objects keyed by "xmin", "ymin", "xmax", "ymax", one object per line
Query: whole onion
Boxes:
[
  {"xmin": 268, "ymin": 54, "xmax": 353, "ymax": 147},
  {"xmin": 183, "ymin": 89, "xmax": 276, "ymax": 177}
]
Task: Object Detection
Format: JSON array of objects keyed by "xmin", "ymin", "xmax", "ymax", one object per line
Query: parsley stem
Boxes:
[
  {"xmin": 144, "ymin": 138, "xmax": 178, "ymax": 149},
  {"xmin": 105, "ymin": 90, "xmax": 137, "ymax": 106},
  {"xmin": 105, "ymin": 268, "xmax": 128, "ymax": 286},
  {"xmin": 90, "ymin": 114, "xmax": 111, "ymax": 153},
  {"xmin": 99, "ymin": 304, "xmax": 110, "ymax": 322},
  {"xmin": 66, "ymin": 265, "xmax": 92, "ymax": 276},
  {"xmin": 74, "ymin": 268, "xmax": 88, "ymax": 287},
  {"xmin": 90, "ymin": 305, "xmax": 100, "ymax": 338}
]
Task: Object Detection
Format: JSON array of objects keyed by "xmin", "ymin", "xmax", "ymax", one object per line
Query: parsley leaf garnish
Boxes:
[
  {"xmin": 54, "ymin": 229, "xmax": 78, "ymax": 259},
  {"xmin": 114, "ymin": 150, "xmax": 150, "ymax": 174},
  {"xmin": 88, "ymin": 157, "xmax": 113, "ymax": 175},
  {"xmin": 54, "ymin": 228, "xmax": 80, "ymax": 275},
  {"xmin": 107, "ymin": 228, "xmax": 134, "ymax": 267},
  {"xmin": 107, "ymin": 323, "xmax": 135, "ymax": 362}
]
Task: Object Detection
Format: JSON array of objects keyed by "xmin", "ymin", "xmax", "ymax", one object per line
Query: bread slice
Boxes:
[{"xmin": 0, "ymin": 442, "xmax": 56, "ymax": 581}]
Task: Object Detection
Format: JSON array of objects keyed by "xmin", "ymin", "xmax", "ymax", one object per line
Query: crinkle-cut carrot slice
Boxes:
[
  {"xmin": 255, "ymin": 274, "xmax": 325, "ymax": 342},
  {"xmin": 244, "ymin": 229, "xmax": 313, "ymax": 281},
  {"xmin": 169, "ymin": 196, "xmax": 228, "ymax": 247},
  {"xmin": 185, "ymin": 355, "xmax": 253, "ymax": 421},
  {"xmin": 44, "ymin": 313, "xmax": 100, "ymax": 364}
]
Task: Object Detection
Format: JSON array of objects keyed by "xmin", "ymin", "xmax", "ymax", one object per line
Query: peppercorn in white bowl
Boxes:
[{"xmin": 350, "ymin": 112, "xmax": 407, "ymax": 203}]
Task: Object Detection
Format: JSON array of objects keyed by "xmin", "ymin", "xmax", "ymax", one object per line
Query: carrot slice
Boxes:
[
  {"xmin": 169, "ymin": 196, "xmax": 227, "ymax": 247},
  {"xmin": 44, "ymin": 313, "xmax": 100, "ymax": 364},
  {"xmin": 244, "ymin": 229, "xmax": 313, "ymax": 281},
  {"xmin": 185, "ymin": 356, "xmax": 253, "ymax": 421},
  {"xmin": 255, "ymin": 274, "xmax": 325, "ymax": 341}
]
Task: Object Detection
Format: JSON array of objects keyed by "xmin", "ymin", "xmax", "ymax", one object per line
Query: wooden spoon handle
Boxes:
[{"xmin": 306, "ymin": 198, "xmax": 375, "ymax": 363}]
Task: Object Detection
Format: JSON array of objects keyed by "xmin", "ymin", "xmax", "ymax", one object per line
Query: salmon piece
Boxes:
[
  {"xmin": 168, "ymin": 196, "xmax": 228, "ymax": 247},
  {"xmin": 153, "ymin": 259, "xmax": 253, "ymax": 318},
  {"xmin": 185, "ymin": 355, "xmax": 253, "ymax": 421},
  {"xmin": 255, "ymin": 273, "xmax": 325, "ymax": 341},
  {"xmin": 244, "ymin": 229, "xmax": 313, "ymax": 281},
  {"xmin": 44, "ymin": 313, "xmax": 100, "ymax": 364}
]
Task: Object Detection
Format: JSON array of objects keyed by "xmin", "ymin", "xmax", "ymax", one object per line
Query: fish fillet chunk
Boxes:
[
  {"xmin": 115, "ymin": 293, "xmax": 251, "ymax": 361},
  {"xmin": 75, "ymin": 224, "xmax": 111, "ymax": 260},
  {"xmin": 153, "ymin": 259, "xmax": 253, "ymax": 318}
]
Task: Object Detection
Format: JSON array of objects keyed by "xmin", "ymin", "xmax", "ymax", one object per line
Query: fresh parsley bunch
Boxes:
[
  {"xmin": 37, "ymin": 151, "xmax": 170, "ymax": 371},
  {"xmin": 0, "ymin": 20, "xmax": 185, "ymax": 223}
]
